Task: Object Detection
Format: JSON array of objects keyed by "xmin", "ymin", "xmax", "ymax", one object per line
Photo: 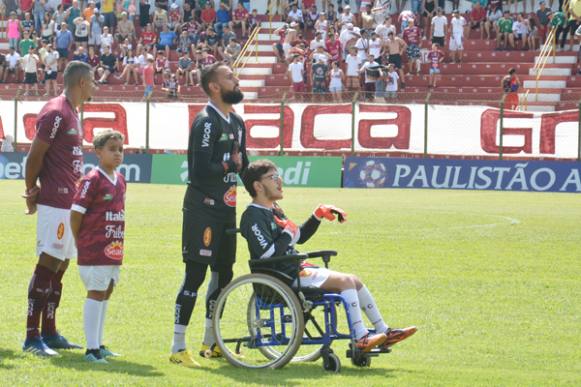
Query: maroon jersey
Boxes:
[
  {"xmin": 403, "ymin": 26, "xmax": 421, "ymax": 45},
  {"xmin": 199, "ymin": 54, "xmax": 217, "ymax": 67},
  {"xmin": 428, "ymin": 50, "xmax": 443, "ymax": 68},
  {"xmin": 72, "ymin": 168, "xmax": 126, "ymax": 266},
  {"xmin": 35, "ymin": 95, "xmax": 83, "ymax": 209}
]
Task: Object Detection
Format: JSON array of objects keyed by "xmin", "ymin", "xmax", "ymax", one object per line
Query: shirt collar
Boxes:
[
  {"xmin": 97, "ymin": 166, "xmax": 118, "ymax": 186},
  {"xmin": 207, "ymin": 100, "xmax": 231, "ymax": 124}
]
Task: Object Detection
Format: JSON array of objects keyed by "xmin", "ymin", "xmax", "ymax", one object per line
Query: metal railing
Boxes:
[{"xmin": 232, "ymin": 25, "xmax": 261, "ymax": 74}]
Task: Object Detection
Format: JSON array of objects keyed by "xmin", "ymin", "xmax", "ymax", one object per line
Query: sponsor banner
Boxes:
[
  {"xmin": 249, "ymin": 156, "xmax": 342, "ymax": 187},
  {"xmin": 344, "ymin": 156, "xmax": 581, "ymax": 193},
  {"xmin": 2, "ymin": 101, "xmax": 579, "ymax": 158},
  {"xmin": 0, "ymin": 152, "xmax": 152, "ymax": 183},
  {"xmin": 150, "ymin": 154, "xmax": 342, "ymax": 187}
]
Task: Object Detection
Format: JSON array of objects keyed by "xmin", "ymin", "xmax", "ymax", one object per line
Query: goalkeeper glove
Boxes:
[
  {"xmin": 274, "ymin": 216, "xmax": 301, "ymax": 245},
  {"xmin": 313, "ymin": 204, "xmax": 347, "ymax": 223}
]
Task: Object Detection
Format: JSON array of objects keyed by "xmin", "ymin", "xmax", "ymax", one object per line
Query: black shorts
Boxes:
[
  {"xmin": 24, "ymin": 72, "xmax": 37, "ymax": 84},
  {"xmin": 432, "ymin": 36, "xmax": 445, "ymax": 47},
  {"xmin": 388, "ymin": 54, "xmax": 402, "ymax": 69},
  {"xmin": 57, "ymin": 48, "xmax": 68, "ymax": 58},
  {"xmin": 75, "ymin": 35, "xmax": 89, "ymax": 42},
  {"xmin": 182, "ymin": 207, "xmax": 236, "ymax": 265},
  {"xmin": 45, "ymin": 71, "xmax": 57, "ymax": 80}
]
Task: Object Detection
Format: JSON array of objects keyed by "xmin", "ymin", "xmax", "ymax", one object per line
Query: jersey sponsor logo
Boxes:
[
  {"xmin": 103, "ymin": 194, "xmax": 113, "ymax": 201},
  {"xmin": 223, "ymin": 185, "xmax": 236, "ymax": 207},
  {"xmin": 251, "ymin": 223, "xmax": 268, "ymax": 249},
  {"xmin": 223, "ymin": 172, "xmax": 237, "ymax": 183},
  {"xmin": 104, "ymin": 241, "xmax": 123, "ymax": 260},
  {"xmin": 105, "ymin": 210, "xmax": 124, "ymax": 221},
  {"xmin": 50, "ymin": 115, "xmax": 62, "ymax": 139},
  {"xmin": 105, "ymin": 225, "xmax": 124, "ymax": 239},
  {"xmin": 271, "ymin": 222, "xmax": 277, "ymax": 231},
  {"xmin": 72, "ymin": 146, "xmax": 83, "ymax": 156},
  {"xmin": 66, "ymin": 128, "xmax": 79, "ymax": 135},
  {"xmin": 201, "ymin": 122, "xmax": 212, "ymax": 147},
  {"xmin": 219, "ymin": 133, "xmax": 229, "ymax": 141},
  {"xmin": 56, "ymin": 223, "xmax": 65, "ymax": 240},
  {"xmin": 203, "ymin": 226, "xmax": 212, "ymax": 247},
  {"xmin": 80, "ymin": 181, "xmax": 91, "ymax": 198},
  {"xmin": 72, "ymin": 159, "xmax": 82, "ymax": 175},
  {"xmin": 203, "ymin": 197, "xmax": 215, "ymax": 206},
  {"xmin": 199, "ymin": 248, "xmax": 212, "ymax": 257}
]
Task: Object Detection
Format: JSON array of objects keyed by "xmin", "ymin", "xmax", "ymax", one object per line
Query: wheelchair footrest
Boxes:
[{"xmin": 346, "ymin": 346, "xmax": 391, "ymax": 358}]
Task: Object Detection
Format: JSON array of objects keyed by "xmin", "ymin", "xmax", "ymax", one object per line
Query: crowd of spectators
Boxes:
[
  {"xmin": 0, "ymin": 0, "xmax": 256, "ymax": 98},
  {"xmin": 275, "ymin": 1, "xmax": 579, "ymax": 100}
]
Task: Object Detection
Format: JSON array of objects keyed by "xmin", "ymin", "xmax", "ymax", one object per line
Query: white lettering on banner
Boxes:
[
  {"xmin": 530, "ymin": 168, "xmax": 556, "ymax": 191},
  {"xmin": 393, "ymin": 164, "xmax": 411, "ymax": 187},
  {"xmin": 251, "ymin": 224, "xmax": 268, "ymax": 249},
  {"xmin": 278, "ymin": 162, "xmax": 311, "ymax": 185},
  {"xmin": 560, "ymin": 169, "xmax": 581, "ymax": 191},
  {"xmin": 0, "ymin": 156, "xmax": 27, "ymax": 179},
  {"xmin": 5, "ymin": 101, "xmax": 579, "ymax": 158}
]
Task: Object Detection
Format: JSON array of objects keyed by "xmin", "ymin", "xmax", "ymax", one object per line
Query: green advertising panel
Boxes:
[{"xmin": 151, "ymin": 155, "xmax": 342, "ymax": 187}]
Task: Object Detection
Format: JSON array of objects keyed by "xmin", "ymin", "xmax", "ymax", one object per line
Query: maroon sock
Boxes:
[
  {"xmin": 26, "ymin": 265, "xmax": 55, "ymax": 340},
  {"xmin": 41, "ymin": 270, "xmax": 65, "ymax": 337}
]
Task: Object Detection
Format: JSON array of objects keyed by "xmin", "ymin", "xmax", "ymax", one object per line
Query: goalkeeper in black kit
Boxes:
[
  {"xmin": 170, "ymin": 63, "xmax": 249, "ymax": 368},
  {"xmin": 240, "ymin": 159, "xmax": 417, "ymax": 353}
]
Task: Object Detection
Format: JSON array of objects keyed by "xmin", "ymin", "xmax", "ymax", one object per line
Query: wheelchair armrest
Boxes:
[
  {"xmin": 305, "ymin": 250, "xmax": 338, "ymax": 268},
  {"xmin": 249, "ymin": 253, "xmax": 309, "ymax": 268}
]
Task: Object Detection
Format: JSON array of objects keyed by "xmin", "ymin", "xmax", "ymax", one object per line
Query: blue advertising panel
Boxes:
[
  {"xmin": 0, "ymin": 152, "xmax": 152, "ymax": 183},
  {"xmin": 344, "ymin": 157, "xmax": 581, "ymax": 193}
]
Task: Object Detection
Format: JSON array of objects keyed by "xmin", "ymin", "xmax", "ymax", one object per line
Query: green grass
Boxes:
[{"xmin": 1, "ymin": 180, "xmax": 580, "ymax": 386}]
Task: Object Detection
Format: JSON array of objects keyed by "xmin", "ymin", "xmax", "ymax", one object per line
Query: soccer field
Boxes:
[{"xmin": 1, "ymin": 180, "xmax": 580, "ymax": 386}]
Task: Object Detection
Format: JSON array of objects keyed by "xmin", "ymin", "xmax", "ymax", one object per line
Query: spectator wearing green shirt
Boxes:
[
  {"xmin": 19, "ymin": 32, "xmax": 36, "ymax": 57},
  {"xmin": 536, "ymin": 1, "xmax": 552, "ymax": 43},
  {"xmin": 552, "ymin": 11, "xmax": 569, "ymax": 49},
  {"xmin": 496, "ymin": 11, "xmax": 514, "ymax": 50}
]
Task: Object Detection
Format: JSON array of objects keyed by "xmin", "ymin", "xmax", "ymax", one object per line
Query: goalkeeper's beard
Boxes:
[{"xmin": 221, "ymin": 87, "xmax": 244, "ymax": 104}]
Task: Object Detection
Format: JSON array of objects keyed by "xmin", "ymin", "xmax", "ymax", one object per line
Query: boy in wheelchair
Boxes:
[{"xmin": 240, "ymin": 160, "xmax": 416, "ymax": 353}]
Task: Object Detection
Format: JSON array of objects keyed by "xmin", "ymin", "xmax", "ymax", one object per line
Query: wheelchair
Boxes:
[{"xmin": 211, "ymin": 250, "xmax": 391, "ymax": 372}]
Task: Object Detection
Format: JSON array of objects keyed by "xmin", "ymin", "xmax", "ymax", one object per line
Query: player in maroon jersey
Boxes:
[
  {"xmin": 71, "ymin": 130, "xmax": 126, "ymax": 364},
  {"xmin": 22, "ymin": 61, "xmax": 95, "ymax": 356}
]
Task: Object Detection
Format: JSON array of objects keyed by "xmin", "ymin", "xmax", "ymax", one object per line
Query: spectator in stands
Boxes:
[
  {"xmin": 72, "ymin": 45, "xmax": 88, "ymax": 62},
  {"xmin": 41, "ymin": 14, "xmax": 55, "ymax": 43},
  {"xmin": 315, "ymin": 12, "xmax": 330, "ymax": 39},
  {"xmin": 167, "ymin": 2, "xmax": 183, "ymax": 31},
  {"xmin": 375, "ymin": 17, "xmax": 396, "ymax": 41},
  {"xmin": 311, "ymin": 55, "xmax": 329, "ymax": 101},
  {"xmin": 496, "ymin": 11, "xmax": 514, "ymax": 50},
  {"xmin": 73, "ymin": 16, "xmax": 90, "ymax": 51},
  {"xmin": 528, "ymin": 16, "xmax": 539, "ymax": 51},
  {"xmin": 221, "ymin": 25, "xmax": 236, "ymax": 47},
  {"xmin": 116, "ymin": 47, "xmax": 139, "ymax": 84},
  {"xmin": 512, "ymin": 14, "xmax": 530, "ymax": 50},
  {"xmin": 360, "ymin": 53, "xmax": 379, "ymax": 100},
  {"xmin": 21, "ymin": 47, "xmax": 40, "ymax": 96},
  {"xmin": 153, "ymin": 5, "xmax": 169, "ymax": 31},
  {"xmin": 287, "ymin": 3, "xmax": 304, "ymax": 29},
  {"xmin": 247, "ymin": 9, "xmax": 261, "ymax": 32},
  {"xmin": 403, "ymin": 18, "xmax": 421, "ymax": 74},
  {"xmin": 309, "ymin": 31, "xmax": 326, "ymax": 51},
  {"xmin": 154, "ymin": 50, "xmax": 169, "ymax": 82},
  {"xmin": 140, "ymin": 23, "xmax": 157, "ymax": 52},
  {"xmin": 288, "ymin": 54, "xmax": 305, "ymax": 99},
  {"xmin": 83, "ymin": 0, "xmax": 97, "ymax": 21},
  {"xmin": 431, "ymin": 8, "xmax": 447, "ymax": 48},
  {"xmin": 43, "ymin": 43, "xmax": 59, "ymax": 96},
  {"xmin": 202, "ymin": 27, "xmax": 220, "ymax": 56},
  {"xmin": 537, "ymin": 1, "xmax": 551, "ymax": 44},
  {"xmin": 177, "ymin": 30, "xmax": 190, "ymax": 55},
  {"xmin": 101, "ymin": 0, "xmax": 117, "ymax": 31},
  {"xmin": 339, "ymin": 23, "xmax": 360, "ymax": 59},
  {"xmin": 19, "ymin": 32, "xmax": 36, "ymax": 57},
  {"xmin": 162, "ymin": 71, "xmax": 179, "ymax": 98},
  {"xmin": 87, "ymin": 45, "xmax": 100, "ymax": 70},
  {"xmin": 223, "ymin": 38, "xmax": 241, "ymax": 64},
  {"xmin": 198, "ymin": 46, "xmax": 217, "ymax": 68},
  {"xmin": 65, "ymin": 1, "xmax": 81, "ymax": 32},
  {"xmin": 469, "ymin": 2, "xmax": 486, "ymax": 39},
  {"xmin": 4, "ymin": 47, "xmax": 21, "ymax": 83},
  {"xmin": 384, "ymin": 31, "xmax": 406, "ymax": 88},
  {"xmin": 427, "ymin": 42, "xmax": 444, "ymax": 88},
  {"xmin": 97, "ymin": 45, "xmax": 116, "ymax": 83},
  {"xmin": 176, "ymin": 50, "xmax": 195, "ymax": 85},
  {"xmin": 117, "ymin": 12, "xmax": 136, "ymax": 44},
  {"xmin": 139, "ymin": 0, "xmax": 152, "ymax": 28},
  {"xmin": 0, "ymin": 52, "xmax": 5, "ymax": 83},
  {"xmin": 551, "ymin": 9, "xmax": 568, "ymax": 49},
  {"xmin": 215, "ymin": 3, "xmax": 232, "ymax": 38},
  {"xmin": 369, "ymin": 31, "xmax": 382, "ymax": 64},
  {"xmin": 0, "ymin": 1, "xmax": 5, "ymax": 22},
  {"xmin": 361, "ymin": 5, "xmax": 376, "ymax": 30},
  {"xmin": 384, "ymin": 63, "xmax": 399, "ymax": 99},
  {"xmin": 484, "ymin": 4, "xmax": 503, "ymax": 40},
  {"xmin": 53, "ymin": 4, "xmax": 67, "ymax": 28},
  {"xmin": 272, "ymin": 23, "xmax": 289, "ymax": 63},
  {"xmin": 305, "ymin": 5, "xmax": 319, "ymax": 31},
  {"xmin": 328, "ymin": 60, "xmax": 344, "ymax": 102},
  {"xmin": 32, "ymin": 0, "xmax": 45, "ymax": 35},
  {"xmin": 100, "ymin": 25, "xmax": 114, "ymax": 53},
  {"xmin": 143, "ymin": 55, "xmax": 155, "ymax": 100},
  {"xmin": 21, "ymin": 12, "xmax": 35, "ymax": 38},
  {"xmin": 421, "ymin": 0, "xmax": 436, "ymax": 39},
  {"xmin": 156, "ymin": 24, "xmax": 176, "ymax": 59},
  {"xmin": 183, "ymin": 2, "xmax": 193, "ymax": 23},
  {"xmin": 339, "ymin": 5, "xmax": 355, "ymax": 30},
  {"xmin": 345, "ymin": 46, "xmax": 360, "ymax": 91},
  {"xmin": 398, "ymin": 9, "xmax": 415, "ymax": 31},
  {"xmin": 0, "ymin": 135, "xmax": 15, "ymax": 153},
  {"xmin": 449, "ymin": 9, "xmax": 466, "ymax": 63},
  {"xmin": 326, "ymin": 31, "xmax": 342, "ymax": 62},
  {"xmin": 7, "ymin": 12, "xmax": 21, "ymax": 51},
  {"xmin": 89, "ymin": 9, "xmax": 104, "ymax": 51},
  {"xmin": 232, "ymin": 3, "xmax": 249, "ymax": 37},
  {"xmin": 201, "ymin": 3, "xmax": 216, "ymax": 29},
  {"xmin": 326, "ymin": 3, "xmax": 337, "ymax": 27}
]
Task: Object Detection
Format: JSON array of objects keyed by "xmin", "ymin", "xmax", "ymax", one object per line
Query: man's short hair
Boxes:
[
  {"xmin": 93, "ymin": 129, "xmax": 124, "ymax": 149},
  {"xmin": 242, "ymin": 159, "xmax": 278, "ymax": 197},
  {"xmin": 63, "ymin": 60, "xmax": 92, "ymax": 89},
  {"xmin": 200, "ymin": 62, "xmax": 228, "ymax": 96}
]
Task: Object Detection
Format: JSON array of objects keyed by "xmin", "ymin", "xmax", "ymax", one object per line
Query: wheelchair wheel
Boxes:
[
  {"xmin": 352, "ymin": 353, "xmax": 372, "ymax": 367},
  {"xmin": 323, "ymin": 352, "xmax": 341, "ymax": 373},
  {"xmin": 213, "ymin": 273, "xmax": 305, "ymax": 369}
]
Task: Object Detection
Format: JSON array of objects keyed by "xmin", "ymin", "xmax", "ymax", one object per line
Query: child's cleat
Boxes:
[
  {"xmin": 170, "ymin": 350, "xmax": 201, "ymax": 368},
  {"xmin": 355, "ymin": 332, "xmax": 387, "ymax": 353},
  {"xmin": 42, "ymin": 333, "xmax": 83, "ymax": 350},
  {"xmin": 23, "ymin": 336, "xmax": 59, "ymax": 357},
  {"xmin": 382, "ymin": 326, "xmax": 418, "ymax": 348},
  {"xmin": 199, "ymin": 344, "xmax": 222, "ymax": 359},
  {"xmin": 85, "ymin": 351, "xmax": 108, "ymax": 364},
  {"xmin": 100, "ymin": 345, "xmax": 121, "ymax": 358}
]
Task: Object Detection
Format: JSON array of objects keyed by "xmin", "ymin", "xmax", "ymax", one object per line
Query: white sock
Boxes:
[
  {"xmin": 358, "ymin": 286, "xmax": 388, "ymax": 333},
  {"xmin": 202, "ymin": 318, "xmax": 214, "ymax": 346},
  {"xmin": 98, "ymin": 300, "xmax": 108, "ymax": 347},
  {"xmin": 84, "ymin": 298, "xmax": 102, "ymax": 350},
  {"xmin": 341, "ymin": 289, "xmax": 368, "ymax": 339},
  {"xmin": 171, "ymin": 324, "xmax": 187, "ymax": 354}
]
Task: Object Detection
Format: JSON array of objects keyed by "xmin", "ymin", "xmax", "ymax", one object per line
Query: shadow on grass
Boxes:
[
  {"xmin": 49, "ymin": 352, "xmax": 164, "ymax": 377},
  {"xmin": 203, "ymin": 361, "xmax": 397, "ymax": 385},
  {"xmin": 0, "ymin": 348, "xmax": 20, "ymax": 369}
]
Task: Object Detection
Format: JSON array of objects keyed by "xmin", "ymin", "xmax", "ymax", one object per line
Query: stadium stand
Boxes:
[{"xmin": 0, "ymin": 1, "xmax": 578, "ymax": 110}]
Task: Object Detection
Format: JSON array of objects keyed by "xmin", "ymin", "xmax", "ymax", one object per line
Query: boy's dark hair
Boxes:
[
  {"xmin": 93, "ymin": 129, "xmax": 125, "ymax": 149},
  {"xmin": 63, "ymin": 60, "xmax": 93, "ymax": 89},
  {"xmin": 242, "ymin": 159, "xmax": 278, "ymax": 198},
  {"xmin": 200, "ymin": 62, "xmax": 228, "ymax": 95}
]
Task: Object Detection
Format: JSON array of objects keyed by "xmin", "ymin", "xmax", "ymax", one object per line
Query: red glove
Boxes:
[
  {"xmin": 274, "ymin": 215, "xmax": 300, "ymax": 245},
  {"xmin": 313, "ymin": 204, "xmax": 347, "ymax": 223}
]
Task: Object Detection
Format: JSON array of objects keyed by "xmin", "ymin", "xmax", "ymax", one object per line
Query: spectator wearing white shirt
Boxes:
[
  {"xmin": 484, "ymin": 5, "xmax": 503, "ymax": 40},
  {"xmin": 345, "ymin": 46, "xmax": 360, "ymax": 91},
  {"xmin": 355, "ymin": 29, "xmax": 370, "ymax": 63},
  {"xmin": 431, "ymin": 8, "xmax": 447, "ymax": 47},
  {"xmin": 339, "ymin": 5, "xmax": 355, "ymax": 31},
  {"xmin": 311, "ymin": 46, "xmax": 331, "ymax": 65},
  {"xmin": 100, "ymin": 26, "xmax": 114, "ymax": 54},
  {"xmin": 339, "ymin": 23, "xmax": 361, "ymax": 59},
  {"xmin": 512, "ymin": 14, "xmax": 530, "ymax": 50},
  {"xmin": 0, "ymin": 134, "xmax": 15, "ymax": 153},
  {"xmin": 287, "ymin": 4, "xmax": 304, "ymax": 29},
  {"xmin": 369, "ymin": 32, "xmax": 382, "ymax": 62},
  {"xmin": 448, "ymin": 9, "xmax": 466, "ymax": 63},
  {"xmin": 43, "ymin": 44, "xmax": 59, "ymax": 96},
  {"xmin": 21, "ymin": 47, "xmax": 40, "ymax": 96},
  {"xmin": 375, "ymin": 18, "xmax": 396, "ymax": 41},
  {"xmin": 309, "ymin": 32, "xmax": 326, "ymax": 51},
  {"xmin": 359, "ymin": 53, "xmax": 379, "ymax": 100},
  {"xmin": 288, "ymin": 55, "xmax": 305, "ymax": 99},
  {"xmin": 3, "ymin": 47, "xmax": 21, "ymax": 82},
  {"xmin": 384, "ymin": 63, "xmax": 399, "ymax": 100}
]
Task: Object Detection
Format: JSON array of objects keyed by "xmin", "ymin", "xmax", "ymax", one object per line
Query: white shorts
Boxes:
[
  {"xmin": 449, "ymin": 34, "xmax": 464, "ymax": 51},
  {"xmin": 79, "ymin": 265, "xmax": 120, "ymax": 291},
  {"xmin": 293, "ymin": 267, "xmax": 330, "ymax": 288},
  {"xmin": 36, "ymin": 204, "xmax": 77, "ymax": 261}
]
